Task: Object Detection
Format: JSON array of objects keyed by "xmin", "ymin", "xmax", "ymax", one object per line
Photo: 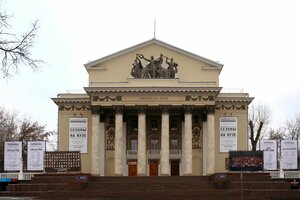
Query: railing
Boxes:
[
  {"xmin": 170, "ymin": 150, "xmax": 181, "ymax": 155},
  {"xmin": 130, "ymin": 150, "xmax": 181, "ymax": 155},
  {"xmin": 127, "ymin": 150, "xmax": 137, "ymax": 155},
  {"xmin": 266, "ymin": 171, "xmax": 300, "ymax": 179},
  {"xmin": 0, "ymin": 173, "xmax": 36, "ymax": 180},
  {"xmin": 147, "ymin": 150, "xmax": 160, "ymax": 155}
]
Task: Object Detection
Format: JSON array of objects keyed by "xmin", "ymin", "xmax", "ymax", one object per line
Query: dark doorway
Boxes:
[
  {"xmin": 171, "ymin": 160, "xmax": 180, "ymax": 176},
  {"xmin": 149, "ymin": 160, "xmax": 159, "ymax": 176},
  {"xmin": 128, "ymin": 161, "xmax": 137, "ymax": 176}
]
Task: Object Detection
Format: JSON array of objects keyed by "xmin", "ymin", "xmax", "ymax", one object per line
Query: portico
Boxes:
[{"xmin": 52, "ymin": 39, "xmax": 254, "ymax": 176}]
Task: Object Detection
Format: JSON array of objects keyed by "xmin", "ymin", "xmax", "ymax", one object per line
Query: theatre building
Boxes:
[{"xmin": 52, "ymin": 39, "xmax": 254, "ymax": 176}]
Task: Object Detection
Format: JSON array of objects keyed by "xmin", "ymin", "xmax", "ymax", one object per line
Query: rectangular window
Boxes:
[
  {"xmin": 170, "ymin": 139, "xmax": 179, "ymax": 149},
  {"xmin": 151, "ymin": 120, "xmax": 158, "ymax": 130},
  {"xmin": 150, "ymin": 139, "xmax": 159, "ymax": 150},
  {"xmin": 131, "ymin": 139, "xmax": 138, "ymax": 150}
]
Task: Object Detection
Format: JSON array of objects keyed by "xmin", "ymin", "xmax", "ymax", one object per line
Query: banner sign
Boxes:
[
  {"xmin": 4, "ymin": 141, "xmax": 22, "ymax": 171},
  {"xmin": 281, "ymin": 140, "xmax": 298, "ymax": 170},
  {"xmin": 260, "ymin": 140, "xmax": 277, "ymax": 170},
  {"xmin": 69, "ymin": 118, "xmax": 88, "ymax": 153},
  {"xmin": 220, "ymin": 117, "xmax": 237, "ymax": 152},
  {"xmin": 229, "ymin": 151, "xmax": 264, "ymax": 171},
  {"xmin": 27, "ymin": 141, "xmax": 46, "ymax": 171}
]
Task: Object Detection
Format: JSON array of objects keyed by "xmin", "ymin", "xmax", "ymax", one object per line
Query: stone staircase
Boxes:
[{"xmin": 0, "ymin": 173, "xmax": 300, "ymax": 200}]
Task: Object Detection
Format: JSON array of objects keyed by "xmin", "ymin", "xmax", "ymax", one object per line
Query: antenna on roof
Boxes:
[{"xmin": 153, "ymin": 19, "xmax": 156, "ymax": 39}]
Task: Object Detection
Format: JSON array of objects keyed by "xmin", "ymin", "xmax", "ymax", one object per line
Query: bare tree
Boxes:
[
  {"xmin": 0, "ymin": 8, "xmax": 42, "ymax": 77},
  {"xmin": 285, "ymin": 114, "xmax": 300, "ymax": 140},
  {"xmin": 0, "ymin": 107, "xmax": 53, "ymax": 171},
  {"xmin": 248, "ymin": 103, "xmax": 272, "ymax": 151},
  {"xmin": 269, "ymin": 127, "xmax": 286, "ymax": 140}
]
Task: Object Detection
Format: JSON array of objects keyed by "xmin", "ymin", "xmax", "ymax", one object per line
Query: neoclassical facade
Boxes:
[{"xmin": 52, "ymin": 39, "xmax": 253, "ymax": 176}]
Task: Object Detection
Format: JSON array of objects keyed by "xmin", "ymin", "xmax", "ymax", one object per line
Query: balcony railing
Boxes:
[
  {"xmin": 127, "ymin": 149, "xmax": 181, "ymax": 155},
  {"xmin": 170, "ymin": 150, "xmax": 181, "ymax": 155},
  {"xmin": 127, "ymin": 150, "xmax": 137, "ymax": 155},
  {"xmin": 147, "ymin": 150, "xmax": 160, "ymax": 155}
]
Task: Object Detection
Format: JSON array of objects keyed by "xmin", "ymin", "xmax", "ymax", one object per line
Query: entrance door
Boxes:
[
  {"xmin": 149, "ymin": 160, "xmax": 159, "ymax": 176},
  {"xmin": 171, "ymin": 160, "xmax": 180, "ymax": 176},
  {"xmin": 128, "ymin": 161, "xmax": 137, "ymax": 176}
]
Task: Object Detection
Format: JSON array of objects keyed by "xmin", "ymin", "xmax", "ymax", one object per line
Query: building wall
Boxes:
[
  {"xmin": 214, "ymin": 108, "xmax": 248, "ymax": 172},
  {"xmin": 58, "ymin": 110, "xmax": 92, "ymax": 173}
]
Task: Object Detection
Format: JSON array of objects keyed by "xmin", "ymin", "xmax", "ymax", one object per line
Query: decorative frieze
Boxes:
[
  {"xmin": 215, "ymin": 104, "xmax": 246, "ymax": 110},
  {"xmin": 92, "ymin": 96, "xmax": 122, "ymax": 102},
  {"xmin": 59, "ymin": 105, "xmax": 91, "ymax": 111},
  {"xmin": 185, "ymin": 95, "xmax": 215, "ymax": 102}
]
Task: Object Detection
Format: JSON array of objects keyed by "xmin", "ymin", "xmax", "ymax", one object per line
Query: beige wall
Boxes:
[
  {"xmin": 214, "ymin": 109, "xmax": 248, "ymax": 172},
  {"xmin": 58, "ymin": 110, "xmax": 92, "ymax": 173}
]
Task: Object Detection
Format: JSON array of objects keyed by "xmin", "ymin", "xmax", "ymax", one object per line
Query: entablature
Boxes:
[
  {"xmin": 215, "ymin": 94, "xmax": 254, "ymax": 111},
  {"xmin": 85, "ymin": 86, "xmax": 221, "ymax": 106},
  {"xmin": 52, "ymin": 97, "xmax": 91, "ymax": 111}
]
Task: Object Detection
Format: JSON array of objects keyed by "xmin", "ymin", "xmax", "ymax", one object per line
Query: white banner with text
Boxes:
[
  {"xmin": 27, "ymin": 141, "xmax": 46, "ymax": 171},
  {"xmin": 220, "ymin": 117, "xmax": 237, "ymax": 152},
  {"xmin": 281, "ymin": 140, "xmax": 298, "ymax": 170},
  {"xmin": 260, "ymin": 140, "xmax": 277, "ymax": 170},
  {"xmin": 4, "ymin": 141, "xmax": 22, "ymax": 171},
  {"xmin": 69, "ymin": 118, "xmax": 88, "ymax": 153}
]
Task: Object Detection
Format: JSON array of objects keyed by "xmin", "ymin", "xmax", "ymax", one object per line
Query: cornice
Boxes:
[
  {"xmin": 216, "ymin": 96, "xmax": 254, "ymax": 104},
  {"xmin": 52, "ymin": 98, "xmax": 91, "ymax": 105},
  {"xmin": 215, "ymin": 96, "xmax": 254, "ymax": 111},
  {"xmin": 84, "ymin": 86, "xmax": 222, "ymax": 95}
]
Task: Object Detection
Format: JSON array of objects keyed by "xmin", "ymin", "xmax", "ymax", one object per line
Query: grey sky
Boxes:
[{"xmin": 0, "ymin": 0, "xmax": 299, "ymax": 131}]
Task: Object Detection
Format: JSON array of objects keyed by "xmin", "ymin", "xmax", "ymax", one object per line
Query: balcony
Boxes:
[
  {"xmin": 127, "ymin": 150, "xmax": 137, "ymax": 155},
  {"xmin": 170, "ymin": 149, "xmax": 182, "ymax": 159},
  {"xmin": 126, "ymin": 150, "xmax": 137, "ymax": 159},
  {"xmin": 147, "ymin": 149, "xmax": 160, "ymax": 159},
  {"xmin": 127, "ymin": 149, "xmax": 182, "ymax": 159}
]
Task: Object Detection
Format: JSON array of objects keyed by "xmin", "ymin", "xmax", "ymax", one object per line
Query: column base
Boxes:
[
  {"xmin": 137, "ymin": 173, "xmax": 147, "ymax": 176},
  {"xmin": 114, "ymin": 174, "xmax": 124, "ymax": 176},
  {"xmin": 183, "ymin": 173, "xmax": 193, "ymax": 176},
  {"xmin": 160, "ymin": 174, "xmax": 170, "ymax": 176}
]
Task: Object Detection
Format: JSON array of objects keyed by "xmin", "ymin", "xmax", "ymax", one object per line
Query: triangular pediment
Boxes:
[
  {"xmin": 85, "ymin": 39, "xmax": 223, "ymax": 69},
  {"xmin": 85, "ymin": 39, "xmax": 223, "ymax": 87}
]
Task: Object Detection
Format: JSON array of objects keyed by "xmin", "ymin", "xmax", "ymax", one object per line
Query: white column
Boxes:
[
  {"xmin": 123, "ymin": 122, "xmax": 127, "ymax": 176},
  {"xmin": 99, "ymin": 122, "xmax": 105, "ymax": 176},
  {"xmin": 91, "ymin": 111, "xmax": 100, "ymax": 175},
  {"xmin": 137, "ymin": 106, "xmax": 147, "ymax": 176},
  {"xmin": 183, "ymin": 106, "xmax": 193, "ymax": 175},
  {"xmin": 160, "ymin": 106, "xmax": 170, "ymax": 176},
  {"xmin": 202, "ymin": 122, "xmax": 208, "ymax": 175},
  {"xmin": 114, "ymin": 107, "xmax": 124, "ymax": 176},
  {"xmin": 207, "ymin": 106, "xmax": 215, "ymax": 175}
]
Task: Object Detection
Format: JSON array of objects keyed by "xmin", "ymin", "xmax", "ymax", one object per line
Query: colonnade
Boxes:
[{"xmin": 91, "ymin": 106, "xmax": 216, "ymax": 176}]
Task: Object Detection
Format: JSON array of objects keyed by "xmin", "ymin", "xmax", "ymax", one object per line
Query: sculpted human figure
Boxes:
[
  {"xmin": 155, "ymin": 54, "xmax": 164, "ymax": 78},
  {"xmin": 165, "ymin": 57, "xmax": 178, "ymax": 78},
  {"xmin": 131, "ymin": 55, "xmax": 143, "ymax": 78},
  {"xmin": 140, "ymin": 55, "xmax": 157, "ymax": 78}
]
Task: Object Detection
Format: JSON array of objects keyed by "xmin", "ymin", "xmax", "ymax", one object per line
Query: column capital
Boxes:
[
  {"xmin": 160, "ymin": 105, "xmax": 171, "ymax": 114},
  {"xmin": 137, "ymin": 105, "xmax": 147, "ymax": 114},
  {"xmin": 91, "ymin": 106, "xmax": 101, "ymax": 114},
  {"xmin": 113, "ymin": 106, "xmax": 124, "ymax": 114},
  {"xmin": 183, "ymin": 105, "xmax": 193, "ymax": 114},
  {"xmin": 206, "ymin": 105, "xmax": 215, "ymax": 114}
]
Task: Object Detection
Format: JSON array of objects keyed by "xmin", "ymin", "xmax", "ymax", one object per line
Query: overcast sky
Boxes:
[{"xmin": 0, "ymin": 0, "xmax": 299, "ymax": 132}]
